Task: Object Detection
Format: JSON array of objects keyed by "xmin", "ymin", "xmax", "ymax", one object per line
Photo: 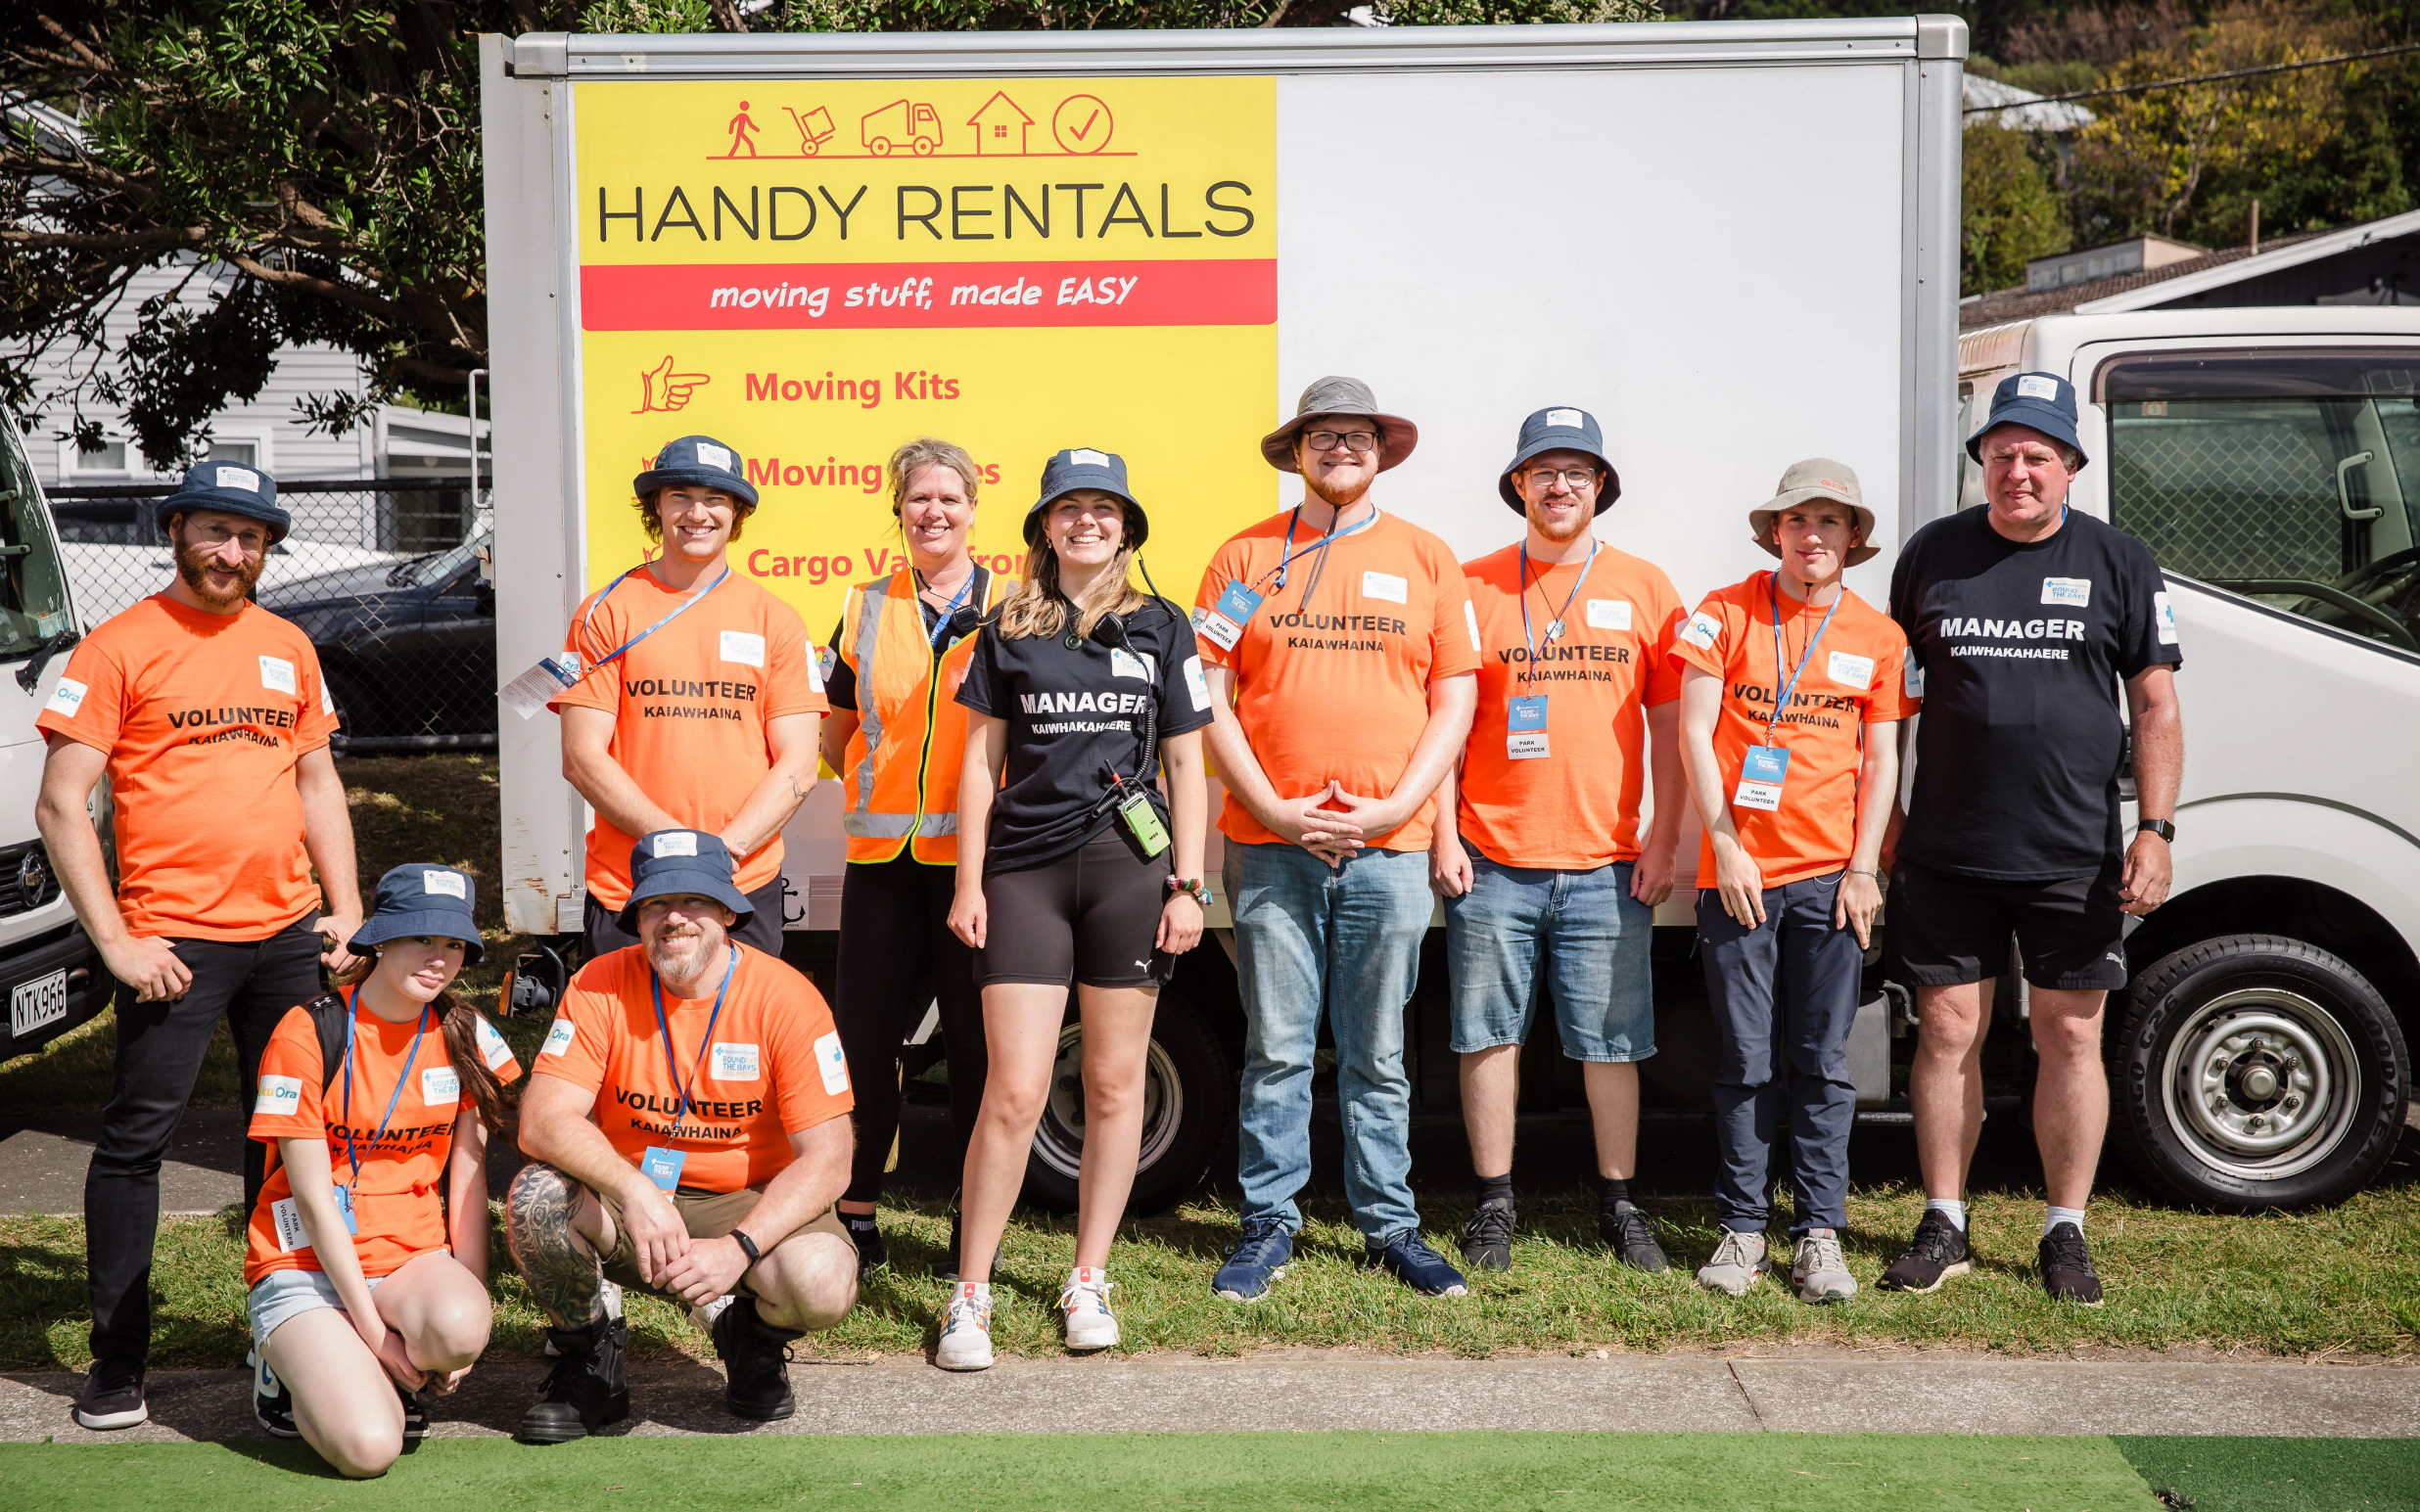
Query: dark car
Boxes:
[{"xmin": 257, "ymin": 532, "xmax": 496, "ymax": 750}]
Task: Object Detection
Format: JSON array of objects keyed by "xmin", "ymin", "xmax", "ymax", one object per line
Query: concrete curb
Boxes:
[{"xmin": 7, "ymin": 1352, "xmax": 2415, "ymax": 1444}]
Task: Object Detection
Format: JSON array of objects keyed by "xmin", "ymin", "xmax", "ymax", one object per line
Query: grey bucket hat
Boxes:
[
  {"xmin": 1748, "ymin": 458, "xmax": 1881, "ymax": 569},
  {"xmin": 1259, "ymin": 376, "xmax": 1419, "ymax": 474}
]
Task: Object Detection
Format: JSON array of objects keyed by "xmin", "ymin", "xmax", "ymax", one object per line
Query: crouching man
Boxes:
[{"xmin": 505, "ymin": 832, "xmax": 857, "ymax": 1440}]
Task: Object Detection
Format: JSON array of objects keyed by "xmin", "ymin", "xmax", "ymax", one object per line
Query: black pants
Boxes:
[
  {"xmin": 831, "ymin": 854, "xmax": 986, "ymax": 1206},
  {"xmin": 85, "ymin": 915, "xmax": 323, "ymax": 1365},
  {"xmin": 583, "ymin": 877, "xmax": 788, "ymax": 959}
]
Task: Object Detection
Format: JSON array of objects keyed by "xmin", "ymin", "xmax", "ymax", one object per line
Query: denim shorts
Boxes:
[
  {"xmin": 1443, "ymin": 853, "xmax": 1655, "ymax": 1062},
  {"xmin": 248, "ymin": 1265, "xmax": 386, "ymax": 1348}
]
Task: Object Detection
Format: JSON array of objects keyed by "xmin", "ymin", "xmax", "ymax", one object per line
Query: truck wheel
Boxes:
[
  {"xmin": 1022, "ymin": 986, "xmax": 1232, "ymax": 1217},
  {"xmin": 867, "ymin": 138, "xmax": 893, "ymax": 157},
  {"xmin": 2112, "ymin": 934, "xmax": 2409, "ymax": 1211},
  {"xmin": 912, "ymin": 136, "xmax": 937, "ymax": 156}
]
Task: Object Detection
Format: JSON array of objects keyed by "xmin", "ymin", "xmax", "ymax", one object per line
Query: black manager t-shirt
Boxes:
[
  {"xmin": 955, "ymin": 598, "xmax": 1215, "ymax": 874},
  {"xmin": 1889, "ymin": 506, "xmax": 2182, "ymax": 881}
]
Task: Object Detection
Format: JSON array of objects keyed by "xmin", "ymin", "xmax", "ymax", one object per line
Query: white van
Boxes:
[
  {"xmin": 1953, "ymin": 306, "xmax": 2420, "ymax": 1210},
  {"xmin": 0, "ymin": 410, "xmax": 116, "ymax": 1060}
]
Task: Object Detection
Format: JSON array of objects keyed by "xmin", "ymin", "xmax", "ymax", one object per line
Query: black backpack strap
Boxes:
[{"xmin": 302, "ymin": 990, "xmax": 351, "ymax": 1096}]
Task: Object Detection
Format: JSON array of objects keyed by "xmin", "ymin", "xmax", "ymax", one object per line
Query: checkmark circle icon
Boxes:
[{"xmin": 1051, "ymin": 94, "xmax": 1113, "ymax": 155}]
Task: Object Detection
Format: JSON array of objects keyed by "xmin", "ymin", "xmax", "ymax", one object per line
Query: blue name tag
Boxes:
[
  {"xmin": 1508, "ymin": 695, "xmax": 1548, "ymax": 731},
  {"xmin": 331, "ymin": 1183, "xmax": 358, "ymax": 1236},
  {"xmin": 1216, "ymin": 581, "xmax": 1263, "ymax": 622},
  {"xmin": 1733, "ymin": 744, "xmax": 1791, "ymax": 812},
  {"xmin": 640, "ymin": 1146, "xmax": 686, "ymax": 1192}
]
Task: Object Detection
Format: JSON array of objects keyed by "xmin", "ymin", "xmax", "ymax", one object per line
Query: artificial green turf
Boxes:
[
  {"xmin": 0, "ymin": 1432, "xmax": 2160, "ymax": 1511},
  {"xmin": 2116, "ymin": 1436, "xmax": 2420, "ymax": 1511}
]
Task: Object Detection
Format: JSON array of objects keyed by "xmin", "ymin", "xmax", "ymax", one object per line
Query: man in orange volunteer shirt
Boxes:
[
  {"xmin": 1194, "ymin": 377, "xmax": 1479, "ymax": 1302},
  {"xmin": 1672, "ymin": 460, "xmax": 1911, "ymax": 1306},
  {"xmin": 1428, "ymin": 407, "xmax": 1686, "ymax": 1276},
  {"xmin": 553, "ymin": 435, "xmax": 825, "ymax": 957},
  {"xmin": 505, "ymin": 832, "xmax": 857, "ymax": 1439},
  {"xmin": 35, "ymin": 460, "xmax": 363, "ymax": 1432}
]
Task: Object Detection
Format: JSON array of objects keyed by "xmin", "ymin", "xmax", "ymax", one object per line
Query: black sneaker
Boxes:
[
  {"xmin": 1458, "ymin": 1197, "xmax": 1516, "ymax": 1272},
  {"xmin": 396, "ymin": 1380, "xmax": 430, "ymax": 1439},
  {"xmin": 1366, "ymin": 1229, "xmax": 1468, "ymax": 1297},
  {"xmin": 1601, "ymin": 1202, "xmax": 1670, "ymax": 1273},
  {"xmin": 2038, "ymin": 1221, "xmax": 2105, "ymax": 1306},
  {"xmin": 249, "ymin": 1350, "xmax": 298, "ymax": 1439},
  {"xmin": 72, "ymin": 1356, "xmax": 147, "ymax": 1431},
  {"xmin": 842, "ymin": 1212, "xmax": 886, "ymax": 1280},
  {"xmin": 1878, "ymin": 1209, "xmax": 1974, "ymax": 1293},
  {"xmin": 517, "ymin": 1315, "xmax": 630, "ymax": 1443},
  {"xmin": 711, "ymin": 1299, "xmax": 801, "ymax": 1422}
]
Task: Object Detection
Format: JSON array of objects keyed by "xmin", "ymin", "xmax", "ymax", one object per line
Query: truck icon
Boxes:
[
  {"xmin": 861, "ymin": 99, "xmax": 942, "ymax": 157},
  {"xmin": 782, "ymin": 105, "xmax": 836, "ymax": 156}
]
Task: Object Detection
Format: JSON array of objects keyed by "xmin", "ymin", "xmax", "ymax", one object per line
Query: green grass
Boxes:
[
  {"xmin": 2116, "ymin": 1438, "xmax": 2420, "ymax": 1511},
  {"xmin": 0, "ymin": 1432, "xmax": 2175, "ymax": 1510}
]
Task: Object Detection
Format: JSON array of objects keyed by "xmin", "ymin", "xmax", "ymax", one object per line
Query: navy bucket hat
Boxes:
[
  {"xmin": 1497, "ymin": 406, "xmax": 1620, "ymax": 515},
  {"xmin": 1027, "ymin": 447, "xmax": 1145, "ymax": 551},
  {"xmin": 349, "ymin": 864, "xmax": 484, "ymax": 963},
  {"xmin": 153, "ymin": 460, "xmax": 291, "ymax": 544},
  {"xmin": 616, "ymin": 830, "xmax": 753, "ymax": 935},
  {"xmin": 633, "ymin": 435, "xmax": 761, "ymax": 509},
  {"xmin": 1968, "ymin": 371, "xmax": 2089, "ymax": 469}
]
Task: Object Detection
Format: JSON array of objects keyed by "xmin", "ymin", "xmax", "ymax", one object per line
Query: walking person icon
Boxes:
[{"xmin": 725, "ymin": 101, "xmax": 761, "ymax": 159}]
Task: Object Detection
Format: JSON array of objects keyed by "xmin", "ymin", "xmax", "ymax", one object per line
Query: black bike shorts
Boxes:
[
  {"xmin": 977, "ymin": 830, "xmax": 1174, "ymax": 989},
  {"xmin": 1887, "ymin": 860, "xmax": 2128, "ymax": 992}
]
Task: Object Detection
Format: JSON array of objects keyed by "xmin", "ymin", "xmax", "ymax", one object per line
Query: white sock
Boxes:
[
  {"xmin": 2044, "ymin": 1206, "xmax": 2085, "ymax": 1237},
  {"xmin": 1926, "ymin": 1197, "xmax": 1968, "ymax": 1233}
]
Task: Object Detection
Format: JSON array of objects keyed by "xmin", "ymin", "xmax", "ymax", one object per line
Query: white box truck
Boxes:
[{"xmin": 481, "ymin": 18, "xmax": 2410, "ymax": 1213}]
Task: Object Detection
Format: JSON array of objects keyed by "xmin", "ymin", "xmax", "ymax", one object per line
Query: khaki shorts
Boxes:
[{"xmin": 594, "ymin": 1184, "xmax": 854, "ymax": 1304}]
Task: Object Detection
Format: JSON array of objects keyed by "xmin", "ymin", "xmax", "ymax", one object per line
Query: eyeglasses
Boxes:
[
  {"xmin": 1524, "ymin": 467, "xmax": 1600, "ymax": 489},
  {"xmin": 1304, "ymin": 430, "xmax": 1378, "ymax": 454}
]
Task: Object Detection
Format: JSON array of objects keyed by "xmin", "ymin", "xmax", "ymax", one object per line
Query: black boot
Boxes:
[
  {"xmin": 711, "ymin": 1299, "xmax": 803, "ymax": 1422},
  {"xmin": 517, "ymin": 1314, "xmax": 629, "ymax": 1443}
]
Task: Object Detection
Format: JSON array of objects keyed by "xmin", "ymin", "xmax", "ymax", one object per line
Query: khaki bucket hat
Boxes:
[
  {"xmin": 1748, "ymin": 458, "xmax": 1880, "ymax": 568},
  {"xmin": 1259, "ymin": 375, "xmax": 1419, "ymax": 474}
]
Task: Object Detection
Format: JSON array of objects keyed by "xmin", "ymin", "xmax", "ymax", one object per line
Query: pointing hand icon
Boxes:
[{"xmin": 636, "ymin": 354, "xmax": 712, "ymax": 414}]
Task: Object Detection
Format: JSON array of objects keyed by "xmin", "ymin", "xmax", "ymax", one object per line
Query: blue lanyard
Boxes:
[
  {"xmin": 649, "ymin": 945, "xmax": 737, "ymax": 1128},
  {"xmin": 915, "ymin": 565, "xmax": 979, "ymax": 650},
  {"xmin": 575, "ymin": 561, "xmax": 733, "ymax": 676},
  {"xmin": 1264, "ymin": 504, "xmax": 1377, "ymax": 600},
  {"xmin": 1766, "ymin": 573, "xmax": 1843, "ymax": 741},
  {"xmin": 1516, "ymin": 537, "xmax": 1598, "ymax": 688},
  {"xmin": 340, "ymin": 985, "xmax": 432, "ymax": 1194}
]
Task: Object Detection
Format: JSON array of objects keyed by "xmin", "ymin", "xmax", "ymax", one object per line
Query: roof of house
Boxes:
[{"xmin": 1961, "ymin": 74, "xmax": 2097, "ymax": 132}]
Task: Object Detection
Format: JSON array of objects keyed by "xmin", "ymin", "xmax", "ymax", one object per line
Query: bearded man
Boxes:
[
  {"xmin": 36, "ymin": 461, "xmax": 364, "ymax": 1431},
  {"xmin": 1191, "ymin": 376, "xmax": 1480, "ymax": 1302}
]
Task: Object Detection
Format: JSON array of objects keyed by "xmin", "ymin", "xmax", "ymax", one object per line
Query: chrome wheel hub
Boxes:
[{"xmin": 2161, "ymin": 988, "xmax": 2360, "ymax": 1180}]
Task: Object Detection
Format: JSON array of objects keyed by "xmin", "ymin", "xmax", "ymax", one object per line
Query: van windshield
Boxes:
[{"xmin": 0, "ymin": 419, "xmax": 74, "ymax": 659}]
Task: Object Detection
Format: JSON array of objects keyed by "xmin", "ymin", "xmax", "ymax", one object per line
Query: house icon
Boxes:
[{"xmin": 968, "ymin": 92, "xmax": 1034, "ymax": 156}]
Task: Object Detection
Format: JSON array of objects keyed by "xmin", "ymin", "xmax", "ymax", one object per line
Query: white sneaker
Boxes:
[
  {"xmin": 1696, "ymin": 1229, "xmax": 1770, "ymax": 1296},
  {"xmin": 1059, "ymin": 1265, "xmax": 1119, "ymax": 1352},
  {"xmin": 935, "ymin": 1282, "xmax": 994, "ymax": 1371},
  {"xmin": 1792, "ymin": 1228, "xmax": 1858, "ymax": 1304}
]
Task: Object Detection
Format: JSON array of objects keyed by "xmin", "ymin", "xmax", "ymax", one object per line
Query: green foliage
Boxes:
[{"xmin": 1962, "ymin": 123, "xmax": 2071, "ymax": 295}]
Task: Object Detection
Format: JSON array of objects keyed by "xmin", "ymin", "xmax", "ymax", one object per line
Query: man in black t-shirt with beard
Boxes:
[{"xmin": 1880, "ymin": 372, "xmax": 2184, "ymax": 1306}]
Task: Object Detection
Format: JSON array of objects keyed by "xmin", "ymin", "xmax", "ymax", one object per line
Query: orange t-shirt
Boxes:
[
  {"xmin": 1456, "ymin": 542, "xmax": 1687, "ymax": 869},
  {"xmin": 37, "ymin": 595, "xmax": 339, "ymax": 940},
  {"xmin": 244, "ymin": 991, "xmax": 523, "ymax": 1286},
  {"xmin": 552, "ymin": 566, "xmax": 829, "ymax": 909},
  {"xmin": 1192, "ymin": 510, "xmax": 1480, "ymax": 851},
  {"xmin": 1670, "ymin": 572, "xmax": 1918, "ymax": 887},
  {"xmin": 531, "ymin": 943, "xmax": 852, "ymax": 1193}
]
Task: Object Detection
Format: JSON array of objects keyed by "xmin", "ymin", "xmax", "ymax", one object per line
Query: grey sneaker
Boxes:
[
  {"xmin": 1791, "ymin": 1228, "xmax": 1858, "ymax": 1304},
  {"xmin": 1696, "ymin": 1229, "xmax": 1769, "ymax": 1296}
]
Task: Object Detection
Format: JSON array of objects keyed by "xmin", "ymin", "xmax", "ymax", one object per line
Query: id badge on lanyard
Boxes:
[
  {"xmin": 499, "ymin": 653, "xmax": 582, "ymax": 721},
  {"xmin": 1733, "ymin": 744, "xmax": 1791, "ymax": 811},
  {"xmin": 1198, "ymin": 580, "xmax": 1261, "ymax": 653},
  {"xmin": 1507, "ymin": 695, "xmax": 1550, "ymax": 760},
  {"xmin": 640, "ymin": 1146, "xmax": 687, "ymax": 1192}
]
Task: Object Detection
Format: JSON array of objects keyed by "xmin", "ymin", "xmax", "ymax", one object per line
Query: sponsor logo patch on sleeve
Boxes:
[
  {"xmin": 1679, "ymin": 611, "xmax": 1721, "ymax": 651},
  {"xmin": 540, "ymin": 1018, "xmax": 578, "ymax": 1058},
  {"xmin": 814, "ymin": 1030, "xmax": 851, "ymax": 1095},
  {"xmin": 475, "ymin": 1016, "xmax": 513, "ymax": 1070},
  {"xmin": 1904, "ymin": 655, "xmax": 1925, "ymax": 698},
  {"xmin": 1464, "ymin": 601, "xmax": 1481, "ymax": 651},
  {"xmin": 1184, "ymin": 656, "xmax": 1211, "ymax": 712},
  {"xmin": 255, "ymin": 1074, "xmax": 303, "ymax": 1117},
  {"xmin": 44, "ymin": 676, "xmax": 86, "ymax": 717},
  {"xmin": 2155, "ymin": 590, "xmax": 2178, "ymax": 645},
  {"xmin": 805, "ymin": 641, "xmax": 827, "ymax": 693}
]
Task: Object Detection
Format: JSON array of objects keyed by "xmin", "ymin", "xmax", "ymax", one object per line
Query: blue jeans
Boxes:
[
  {"xmin": 1444, "ymin": 855, "xmax": 1655, "ymax": 1062},
  {"xmin": 1224, "ymin": 841, "xmax": 1430, "ymax": 1239}
]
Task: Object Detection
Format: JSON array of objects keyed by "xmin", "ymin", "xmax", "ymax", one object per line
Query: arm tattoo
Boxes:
[
  {"xmin": 789, "ymin": 775, "xmax": 807, "ymax": 802},
  {"xmin": 504, "ymin": 1162, "xmax": 606, "ymax": 1329}
]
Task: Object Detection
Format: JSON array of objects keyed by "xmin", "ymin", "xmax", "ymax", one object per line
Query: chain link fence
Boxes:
[{"xmin": 45, "ymin": 477, "xmax": 497, "ymax": 752}]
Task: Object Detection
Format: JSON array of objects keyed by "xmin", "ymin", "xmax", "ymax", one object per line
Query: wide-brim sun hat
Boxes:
[
  {"xmin": 1260, "ymin": 375, "xmax": 1419, "ymax": 474},
  {"xmin": 1967, "ymin": 370, "xmax": 2090, "ymax": 470},
  {"xmin": 633, "ymin": 434, "xmax": 761, "ymax": 509},
  {"xmin": 1026, "ymin": 447, "xmax": 1146, "ymax": 551},
  {"xmin": 153, "ymin": 460, "xmax": 291, "ymax": 545},
  {"xmin": 349, "ymin": 864, "xmax": 485, "ymax": 963},
  {"xmin": 1497, "ymin": 406, "xmax": 1620, "ymax": 516},
  {"xmin": 1748, "ymin": 458, "xmax": 1881, "ymax": 569},
  {"xmin": 616, "ymin": 829, "xmax": 754, "ymax": 936}
]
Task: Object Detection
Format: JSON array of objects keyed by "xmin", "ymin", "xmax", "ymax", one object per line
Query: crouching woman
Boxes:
[{"xmin": 243, "ymin": 864, "xmax": 519, "ymax": 1476}]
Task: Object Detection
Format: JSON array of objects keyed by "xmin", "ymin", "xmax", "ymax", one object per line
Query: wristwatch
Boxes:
[
  {"xmin": 2137, "ymin": 818, "xmax": 2176, "ymax": 843},
  {"xmin": 1167, "ymin": 876, "xmax": 1213, "ymax": 906},
  {"xmin": 730, "ymin": 1228, "xmax": 762, "ymax": 1267}
]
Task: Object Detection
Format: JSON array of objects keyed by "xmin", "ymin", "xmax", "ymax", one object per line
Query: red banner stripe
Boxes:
[{"xmin": 581, "ymin": 259, "xmax": 1274, "ymax": 330}]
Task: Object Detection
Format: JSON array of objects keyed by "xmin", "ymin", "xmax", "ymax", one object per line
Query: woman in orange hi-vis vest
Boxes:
[{"xmin": 819, "ymin": 437, "xmax": 1013, "ymax": 1278}]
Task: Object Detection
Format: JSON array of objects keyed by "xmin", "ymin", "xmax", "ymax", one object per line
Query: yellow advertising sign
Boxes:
[{"xmin": 571, "ymin": 75, "xmax": 1278, "ymax": 638}]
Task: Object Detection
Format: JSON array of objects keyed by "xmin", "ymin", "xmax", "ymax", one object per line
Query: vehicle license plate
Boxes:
[{"xmin": 11, "ymin": 969, "xmax": 68, "ymax": 1038}]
